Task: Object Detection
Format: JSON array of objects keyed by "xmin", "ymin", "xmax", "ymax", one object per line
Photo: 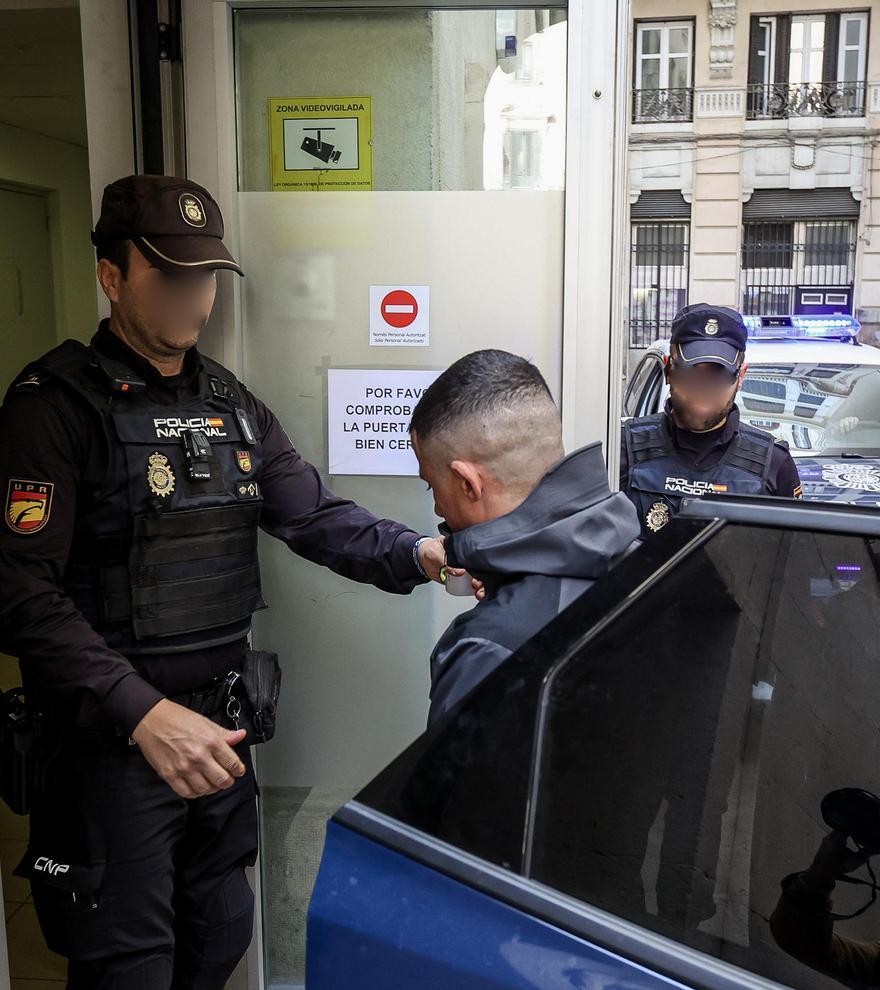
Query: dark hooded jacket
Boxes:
[{"xmin": 429, "ymin": 442, "xmax": 640, "ymax": 722}]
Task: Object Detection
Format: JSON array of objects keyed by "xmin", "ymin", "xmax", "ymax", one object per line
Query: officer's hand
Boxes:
[
  {"xmin": 417, "ymin": 536, "xmax": 448, "ymax": 583},
  {"xmin": 131, "ymin": 699, "xmax": 248, "ymax": 799}
]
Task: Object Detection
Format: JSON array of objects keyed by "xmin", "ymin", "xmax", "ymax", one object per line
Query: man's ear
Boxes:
[
  {"xmin": 96, "ymin": 258, "xmax": 122, "ymax": 303},
  {"xmin": 449, "ymin": 460, "xmax": 484, "ymax": 502},
  {"xmin": 736, "ymin": 361, "xmax": 749, "ymax": 389}
]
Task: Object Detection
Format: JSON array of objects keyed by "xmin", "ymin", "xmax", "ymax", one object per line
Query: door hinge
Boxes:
[{"xmin": 157, "ymin": 21, "xmax": 181, "ymax": 62}]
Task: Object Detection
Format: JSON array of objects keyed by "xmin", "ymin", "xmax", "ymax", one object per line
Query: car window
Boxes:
[
  {"xmin": 526, "ymin": 523, "xmax": 880, "ymax": 989},
  {"xmin": 356, "ymin": 519, "xmax": 713, "ymax": 872},
  {"xmin": 624, "ymin": 355, "xmax": 660, "ymax": 418},
  {"xmin": 738, "ymin": 363, "xmax": 880, "ymax": 457},
  {"xmin": 640, "ymin": 357, "xmax": 664, "ymax": 415}
]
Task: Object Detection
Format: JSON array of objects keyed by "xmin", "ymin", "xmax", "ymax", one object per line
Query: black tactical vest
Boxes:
[
  {"xmin": 11, "ymin": 340, "xmax": 266, "ymax": 656},
  {"xmin": 623, "ymin": 413, "xmax": 775, "ymax": 538}
]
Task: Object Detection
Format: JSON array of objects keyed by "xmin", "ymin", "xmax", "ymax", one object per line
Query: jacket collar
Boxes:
[{"xmin": 91, "ymin": 319, "xmax": 203, "ymax": 388}]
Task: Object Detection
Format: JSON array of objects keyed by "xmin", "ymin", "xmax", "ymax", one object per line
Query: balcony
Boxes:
[
  {"xmin": 746, "ymin": 81, "xmax": 867, "ymax": 120},
  {"xmin": 632, "ymin": 87, "xmax": 694, "ymax": 124}
]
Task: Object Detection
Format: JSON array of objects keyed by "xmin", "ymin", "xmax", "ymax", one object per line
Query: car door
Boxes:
[{"xmin": 309, "ymin": 500, "xmax": 880, "ymax": 990}]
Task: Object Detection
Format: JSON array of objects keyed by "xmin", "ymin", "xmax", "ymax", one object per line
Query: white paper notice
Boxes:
[
  {"xmin": 369, "ymin": 285, "xmax": 430, "ymax": 347},
  {"xmin": 328, "ymin": 368, "xmax": 441, "ymax": 476}
]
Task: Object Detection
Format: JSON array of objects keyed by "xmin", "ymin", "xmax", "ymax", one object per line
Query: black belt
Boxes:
[
  {"xmin": 121, "ymin": 669, "xmax": 245, "ymax": 748},
  {"xmin": 169, "ymin": 669, "xmax": 242, "ymax": 719}
]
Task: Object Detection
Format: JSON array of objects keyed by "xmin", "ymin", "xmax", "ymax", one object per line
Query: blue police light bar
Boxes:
[{"xmin": 743, "ymin": 314, "xmax": 861, "ymax": 340}]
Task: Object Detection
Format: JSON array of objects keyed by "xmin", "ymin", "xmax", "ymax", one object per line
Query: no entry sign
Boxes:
[
  {"xmin": 369, "ymin": 285, "xmax": 430, "ymax": 346},
  {"xmin": 380, "ymin": 289, "xmax": 419, "ymax": 329}
]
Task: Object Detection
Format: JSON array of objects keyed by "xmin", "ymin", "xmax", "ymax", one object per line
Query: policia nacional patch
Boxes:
[
  {"xmin": 646, "ymin": 501, "xmax": 671, "ymax": 533},
  {"xmin": 5, "ymin": 480, "xmax": 55, "ymax": 535}
]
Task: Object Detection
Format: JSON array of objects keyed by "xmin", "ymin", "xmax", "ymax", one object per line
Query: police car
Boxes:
[{"xmin": 623, "ymin": 314, "xmax": 880, "ymax": 505}]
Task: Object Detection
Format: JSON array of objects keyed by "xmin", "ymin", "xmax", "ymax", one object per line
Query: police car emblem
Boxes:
[
  {"xmin": 704, "ymin": 318, "xmax": 719, "ymax": 336},
  {"xmin": 179, "ymin": 193, "xmax": 207, "ymax": 228},
  {"xmin": 147, "ymin": 452, "xmax": 176, "ymax": 497},
  {"xmin": 235, "ymin": 450, "xmax": 252, "ymax": 474},
  {"xmin": 646, "ymin": 501, "xmax": 670, "ymax": 533},
  {"xmin": 821, "ymin": 463, "xmax": 880, "ymax": 493}
]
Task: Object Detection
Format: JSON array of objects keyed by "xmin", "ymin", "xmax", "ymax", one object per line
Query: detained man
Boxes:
[{"xmin": 410, "ymin": 349, "xmax": 640, "ymax": 723}]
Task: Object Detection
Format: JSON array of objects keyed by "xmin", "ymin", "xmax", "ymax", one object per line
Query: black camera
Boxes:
[{"xmin": 822, "ymin": 788, "xmax": 880, "ymax": 852}]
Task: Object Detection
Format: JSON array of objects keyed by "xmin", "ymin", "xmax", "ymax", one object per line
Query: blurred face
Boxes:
[
  {"xmin": 666, "ymin": 353, "xmax": 747, "ymax": 432},
  {"xmin": 97, "ymin": 243, "xmax": 217, "ymax": 361}
]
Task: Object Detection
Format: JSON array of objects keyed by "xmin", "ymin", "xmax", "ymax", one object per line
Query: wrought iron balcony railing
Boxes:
[
  {"xmin": 746, "ymin": 81, "xmax": 866, "ymax": 120},
  {"xmin": 632, "ymin": 87, "xmax": 694, "ymax": 124}
]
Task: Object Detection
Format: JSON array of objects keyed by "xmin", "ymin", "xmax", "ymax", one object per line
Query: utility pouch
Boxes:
[{"xmin": 241, "ymin": 650, "xmax": 281, "ymax": 745}]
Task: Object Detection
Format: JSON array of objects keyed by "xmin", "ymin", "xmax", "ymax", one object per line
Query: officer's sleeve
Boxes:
[
  {"xmin": 247, "ymin": 391, "xmax": 428, "ymax": 594},
  {"xmin": 0, "ymin": 388, "xmax": 164, "ymax": 732},
  {"xmin": 619, "ymin": 433, "xmax": 629, "ymax": 491},
  {"xmin": 769, "ymin": 443, "xmax": 803, "ymax": 499}
]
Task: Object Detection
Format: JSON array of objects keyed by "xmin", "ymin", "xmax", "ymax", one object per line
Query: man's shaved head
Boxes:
[{"xmin": 410, "ymin": 350, "xmax": 563, "ymax": 531}]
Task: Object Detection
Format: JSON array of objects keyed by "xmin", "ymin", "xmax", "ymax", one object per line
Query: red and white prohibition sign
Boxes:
[
  {"xmin": 369, "ymin": 284, "xmax": 430, "ymax": 346},
  {"xmin": 380, "ymin": 289, "xmax": 419, "ymax": 329}
]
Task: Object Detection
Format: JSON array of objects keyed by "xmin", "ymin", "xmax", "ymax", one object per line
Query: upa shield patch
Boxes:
[
  {"xmin": 5, "ymin": 480, "xmax": 55, "ymax": 534},
  {"xmin": 235, "ymin": 450, "xmax": 252, "ymax": 474}
]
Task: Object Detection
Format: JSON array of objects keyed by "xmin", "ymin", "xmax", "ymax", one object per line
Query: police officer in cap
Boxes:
[
  {"xmin": 621, "ymin": 303, "xmax": 801, "ymax": 537},
  {"xmin": 0, "ymin": 175, "xmax": 450, "ymax": 988}
]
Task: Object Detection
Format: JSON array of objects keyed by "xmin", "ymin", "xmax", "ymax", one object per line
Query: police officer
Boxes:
[
  {"xmin": 0, "ymin": 175, "xmax": 448, "ymax": 988},
  {"xmin": 621, "ymin": 303, "xmax": 802, "ymax": 537}
]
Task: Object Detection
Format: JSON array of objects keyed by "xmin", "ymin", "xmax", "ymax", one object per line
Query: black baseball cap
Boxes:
[
  {"xmin": 670, "ymin": 304, "xmax": 747, "ymax": 369},
  {"xmin": 91, "ymin": 174, "xmax": 243, "ymax": 276}
]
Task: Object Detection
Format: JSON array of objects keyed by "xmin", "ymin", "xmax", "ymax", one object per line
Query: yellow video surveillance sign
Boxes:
[{"xmin": 269, "ymin": 97, "xmax": 373, "ymax": 191}]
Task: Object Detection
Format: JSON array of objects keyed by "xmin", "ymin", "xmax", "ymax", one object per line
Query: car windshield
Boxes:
[{"xmin": 738, "ymin": 362, "xmax": 880, "ymax": 457}]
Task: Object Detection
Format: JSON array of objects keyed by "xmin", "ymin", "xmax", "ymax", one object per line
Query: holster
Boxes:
[{"xmin": 0, "ymin": 688, "xmax": 36, "ymax": 816}]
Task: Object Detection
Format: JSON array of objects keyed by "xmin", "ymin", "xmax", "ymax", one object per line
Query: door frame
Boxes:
[{"xmin": 180, "ymin": 2, "xmax": 630, "ymax": 985}]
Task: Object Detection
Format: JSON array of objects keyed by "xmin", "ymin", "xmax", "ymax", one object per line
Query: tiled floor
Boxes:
[{"xmin": 0, "ymin": 654, "xmax": 66, "ymax": 987}]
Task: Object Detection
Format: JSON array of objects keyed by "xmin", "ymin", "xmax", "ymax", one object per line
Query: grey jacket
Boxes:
[{"xmin": 429, "ymin": 442, "xmax": 640, "ymax": 722}]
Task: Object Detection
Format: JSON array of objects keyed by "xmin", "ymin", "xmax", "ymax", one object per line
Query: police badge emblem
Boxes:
[
  {"xmin": 179, "ymin": 193, "xmax": 207, "ymax": 228},
  {"xmin": 235, "ymin": 450, "xmax": 252, "ymax": 474},
  {"xmin": 704, "ymin": 318, "xmax": 719, "ymax": 336},
  {"xmin": 147, "ymin": 452, "xmax": 176, "ymax": 497},
  {"xmin": 646, "ymin": 501, "xmax": 670, "ymax": 533}
]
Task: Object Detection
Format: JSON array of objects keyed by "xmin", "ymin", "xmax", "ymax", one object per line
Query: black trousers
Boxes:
[{"xmin": 15, "ymin": 729, "xmax": 258, "ymax": 989}]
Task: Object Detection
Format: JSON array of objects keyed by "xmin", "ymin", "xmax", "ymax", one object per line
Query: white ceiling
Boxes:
[{"xmin": 0, "ymin": 3, "xmax": 89, "ymax": 148}]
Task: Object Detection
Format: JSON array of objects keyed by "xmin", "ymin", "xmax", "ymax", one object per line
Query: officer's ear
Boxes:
[
  {"xmin": 97, "ymin": 258, "xmax": 123, "ymax": 304},
  {"xmin": 736, "ymin": 362, "xmax": 749, "ymax": 389},
  {"xmin": 662, "ymin": 354, "xmax": 671, "ymax": 382}
]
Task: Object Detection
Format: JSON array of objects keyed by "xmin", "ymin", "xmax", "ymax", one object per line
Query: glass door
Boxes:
[{"xmin": 181, "ymin": 1, "xmax": 628, "ymax": 985}]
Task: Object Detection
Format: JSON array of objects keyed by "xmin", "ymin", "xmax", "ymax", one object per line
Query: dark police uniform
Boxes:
[
  {"xmin": 0, "ymin": 176, "xmax": 428, "ymax": 988},
  {"xmin": 621, "ymin": 305, "xmax": 802, "ymax": 538}
]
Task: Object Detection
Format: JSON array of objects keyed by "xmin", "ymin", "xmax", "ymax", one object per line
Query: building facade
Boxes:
[{"xmin": 628, "ymin": 0, "xmax": 880, "ymax": 365}]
